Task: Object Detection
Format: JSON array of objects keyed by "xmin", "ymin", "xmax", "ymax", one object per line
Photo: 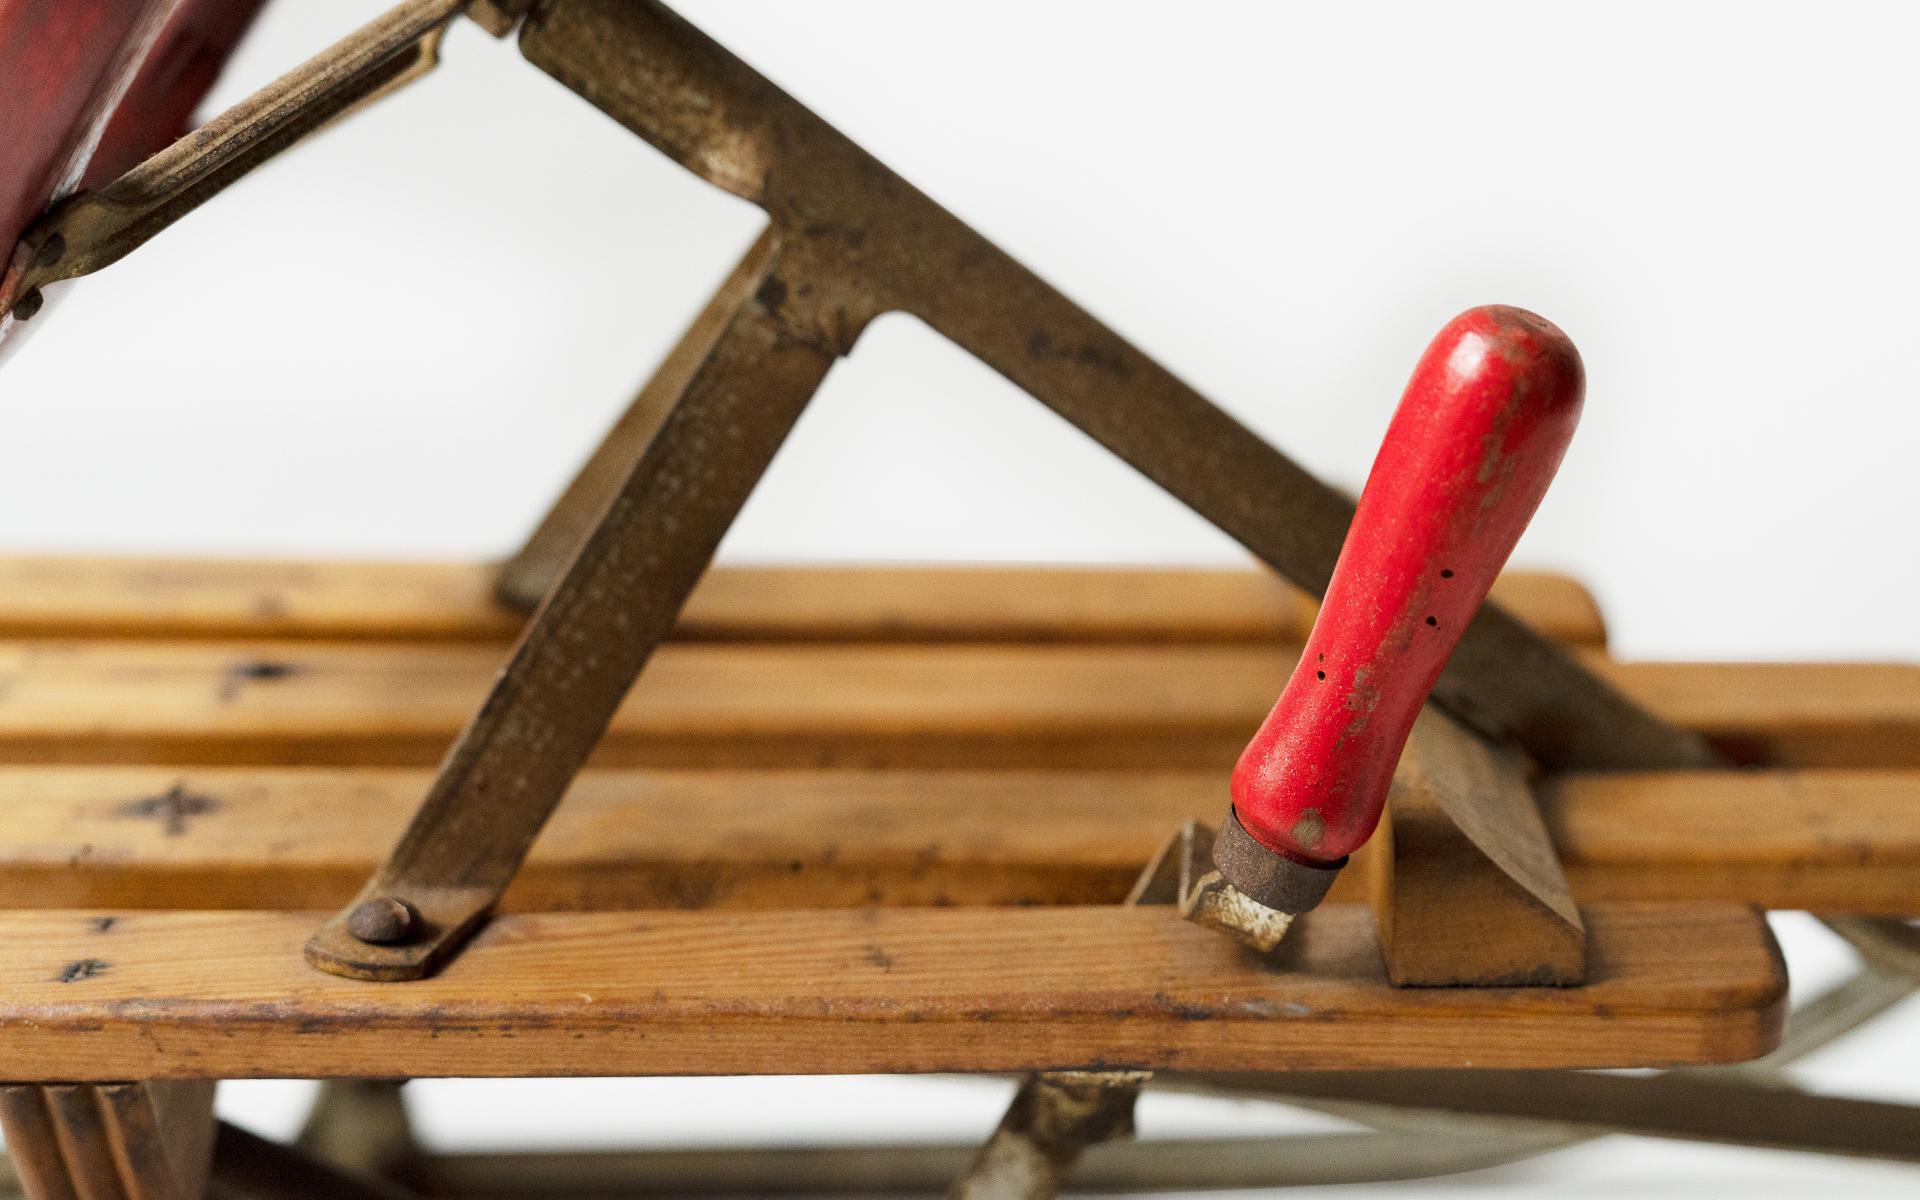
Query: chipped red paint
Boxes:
[{"xmin": 1231, "ymin": 305, "xmax": 1584, "ymax": 866}]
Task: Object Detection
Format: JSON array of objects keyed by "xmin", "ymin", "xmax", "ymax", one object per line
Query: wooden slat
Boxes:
[
  {"xmin": 0, "ymin": 904, "xmax": 1784, "ymax": 1079},
  {"xmin": 0, "ymin": 558, "xmax": 519, "ymax": 642},
  {"xmin": 0, "ymin": 640, "xmax": 1906, "ymax": 768},
  {"xmin": 0, "ymin": 766, "xmax": 1911, "ymax": 914},
  {"xmin": 1543, "ymin": 770, "xmax": 1920, "ymax": 914},
  {"xmin": 0, "ymin": 558, "xmax": 1606, "ymax": 646},
  {"xmin": 1595, "ymin": 660, "xmax": 1920, "ymax": 767}
]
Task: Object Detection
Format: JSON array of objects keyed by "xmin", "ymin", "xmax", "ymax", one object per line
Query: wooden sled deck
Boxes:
[{"xmin": 0, "ymin": 556, "xmax": 1911, "ymax": 1082}]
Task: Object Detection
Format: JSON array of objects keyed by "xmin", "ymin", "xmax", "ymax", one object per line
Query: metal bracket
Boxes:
[{"xmin": 305, "ymin": 270, "xmax": 840, "ymax": 980}]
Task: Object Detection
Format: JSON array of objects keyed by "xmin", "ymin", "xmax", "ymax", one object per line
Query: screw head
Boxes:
[
  {"xmin": 346, "ymin": 896, "xmax": 420, "ymax": 945},
  {"xmin": 10, "ymin": 288, "xmax": 43, "ymax": 323}
]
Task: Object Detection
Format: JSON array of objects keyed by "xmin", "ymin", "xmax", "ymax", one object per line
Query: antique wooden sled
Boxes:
[{"xmin": 1, "ymin": 3, "xmax": 1915, "ymax": 1196}]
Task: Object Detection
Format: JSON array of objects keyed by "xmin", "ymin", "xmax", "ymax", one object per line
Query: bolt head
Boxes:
[
  {"xmin": 346, "ymin": 896, "xmax": 420, "ymax": 945},
  {"xmin": 10, "ymin": 288, "xmax": 43, "ymax": 323}
]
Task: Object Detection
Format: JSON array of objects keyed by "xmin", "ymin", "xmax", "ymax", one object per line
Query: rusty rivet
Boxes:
[
  {"xmin": 32, "ymin": 233, "xmax": 65, "ymax": 269},
  {"xmin": 10, "ymin": 288, "xmax": 44, "ymax": 322},
  {"xmin": 346, "ymin": 897, "xmax": 419, "ymax": 945}
]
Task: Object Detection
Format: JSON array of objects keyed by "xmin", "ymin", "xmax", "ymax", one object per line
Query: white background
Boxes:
[{"xmin": 2, "ymin": 2, "xmax": 1917, "ymax": 1196}]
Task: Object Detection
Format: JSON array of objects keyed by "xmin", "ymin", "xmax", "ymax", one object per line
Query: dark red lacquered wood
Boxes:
[
  {"xmin": 84, "ymin": 0, "xmax": 269, "ymax": 189},
  {"xmin": 0, "ymin": 0, "xmax": 169, "ymax": 260},
  {"xmin": 1230, "ymin": 306, "xmax": 1584, "ymax": 866},
  {"xmin": 0, "ymin": 0, "xmax": 263, "ymax": 308}
]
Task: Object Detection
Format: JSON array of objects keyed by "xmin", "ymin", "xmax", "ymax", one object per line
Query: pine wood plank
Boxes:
[
  {"xmin": 0, "ymin": 558, "xmax": 1606, "ymax": 646},
  {"xmin": 1599, "ymin": 660, "xmax": 1920, "ymax": 767},
  {"xmin": 0, "ymin": 641, "xmax": 1905, "ymax": 768},
  {"xmin": 0, "ymin": 558, "xmax": 520, "ymax": 642},
  {"xmin": 1542, "ymin": 770, "xmax": 1920, "ymax": 913},
  {"xmin": 0, "ymin": 766, "xmax": 1910, "ymax": 914},
  {"xmin": 0, "ymin": 904, "xmax": 1784, "ymax": 1079}
]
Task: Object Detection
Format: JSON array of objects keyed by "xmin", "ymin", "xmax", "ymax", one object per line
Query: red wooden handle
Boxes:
[{"xmin": 1230, "ymin": 305, "xmax": 1583, "ymax": 867}]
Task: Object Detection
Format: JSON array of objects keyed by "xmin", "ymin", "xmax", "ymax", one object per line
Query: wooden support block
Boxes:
[
  {"xmin": 0, "ymin": 640, "xmax": 1904, "ymax": 768},
  {"xmin": 0, "ymin": 765, "xmax": 1912, "ymax": 915},
  {"xmin": 0, "ymin": 558, "xmax": 1606, "ymax": 647},
  {"xmin": 1371, "ymin": 711, "xmax": 1585, "ymax": 986},
  {"xmin": 0, "ymin": 1080, "xmax": 215, "ymax": 1200},
  {"xmin": 0, "ymin": 904, "xmax": 1782, "ymax": 1079}
]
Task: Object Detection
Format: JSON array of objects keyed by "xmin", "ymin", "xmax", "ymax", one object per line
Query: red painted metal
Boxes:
[
  {"xmin": 1230, "ymin": 306, "xmax": 1584, "ymax": 866},
  {"xmin": 0, "ymin": 0, "xmax": 264, "ymax": 328}
]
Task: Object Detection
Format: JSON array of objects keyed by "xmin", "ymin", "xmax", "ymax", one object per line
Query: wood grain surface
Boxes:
[
  {"xmin": 0, "ymin": 903, "xmax": 1783, "ymax": 1079},
  {"xmin": 0, "ymin": 638, "xmax": 1904, "ymax": 768},
  {"xmin": 0, "ymin": 558, "xmax": 1606, "ymax": 646},
  {"xmin": 0, "ymin": 765, "xmax": 1910, "ymax": 914}
]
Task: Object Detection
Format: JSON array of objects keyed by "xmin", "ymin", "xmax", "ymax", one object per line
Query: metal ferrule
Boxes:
[{"xmin": 1213, "ymin": 806, "xmax": 1347, "ymax": 915}]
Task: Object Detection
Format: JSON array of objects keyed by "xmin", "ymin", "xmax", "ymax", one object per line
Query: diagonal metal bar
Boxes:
[
  {"xmin": 516, "ymin": 0, "xmax": 1717, "ymax": 774},
  {"xmin": 1822, "ymin": 915, "xmax": 1920, "ymax": 983},
  {"xmin": 1189, "ymin": 1066, "xmax": 1920, "ymax": 1164},
  {"xmin": 948, "ymin": 1073, "xmax": 1147, "ymax": 1200},
  {"xmin": 1751, "ymin": 960, "xmax": 1915, "ymax": 1063},
  {"xmin": 495, "ymin": 226, "xmax": 781, "ymax": 610},
  {"xmin": 307, "ymin": 243, "xmax": 845, "ymax": 980}
]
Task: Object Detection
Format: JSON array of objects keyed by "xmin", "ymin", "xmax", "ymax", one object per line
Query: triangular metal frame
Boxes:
[{"xmin": 300, "ymin": 0, "xmax": 1717, "ymax": 980}]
